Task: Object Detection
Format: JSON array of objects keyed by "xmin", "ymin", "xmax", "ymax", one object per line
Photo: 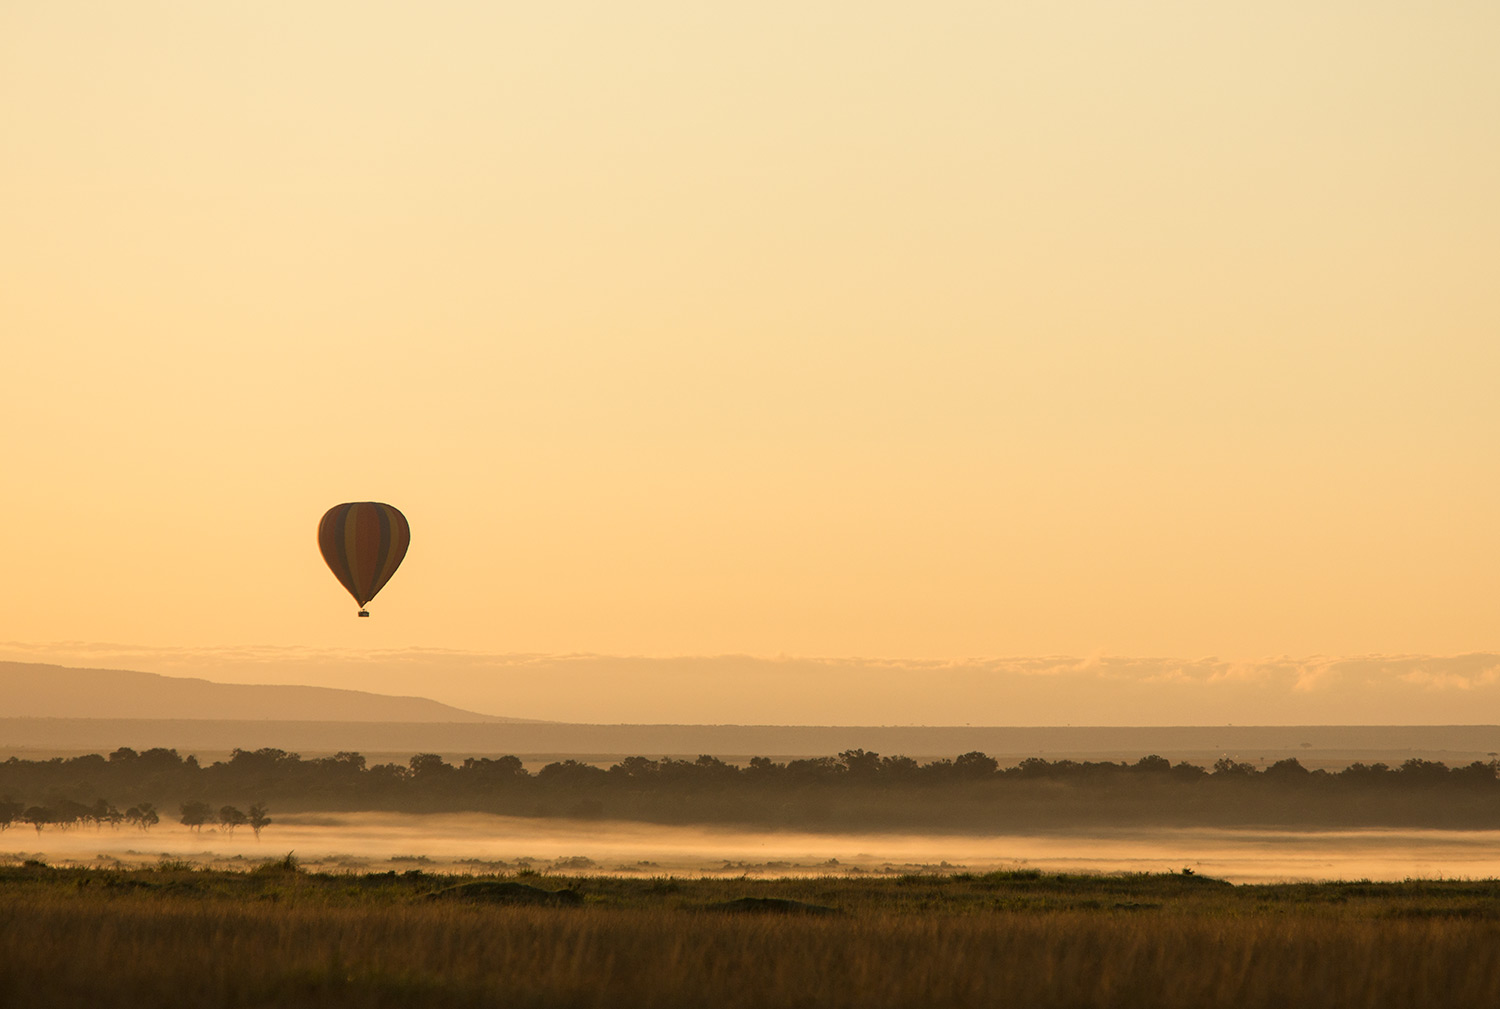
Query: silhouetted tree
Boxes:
[
  {"xmin": 953, "ymin": 751, "xmax": 1000, "ymax": 778},
  {"xmin": 1452, "ymin": 761, "xmax": 1498, "ymax": 787},
  {"xmin": 460, "ymin": 755, "xmax": 527, "ymax": 783},
  {"xmin": 785, "ymin": 757, "xmax": 843, "ymax": 780},
  {"xmin": 125, "ymin": 802, "xmax": 159, "ymax": 831},
  {"xmin": 219, "ymin": 805, "xmax": 248, "ymax": 835},
  {"xmin": 55, "ymin": 799, "xmax": 92, "ymax": 829},
  {"xmin": 744, "ymin": 756, "xmax": 783, "ymax": 778},
  {"xmin": 1398, "ymin": 758, "xmax": 1451, "ymax": 784},
  {"xmin": 248, "ymin": 802, "xmax": 271, "ymax": 839},
  {"xmin": 317, "ymin": 751, "xmax": 367, "ymax": 775},
  {"xmin": 839, "ymin": 749, "xmax": 881, "ymax": 778},
  {"xmin": 1014, "ymin": 757, "xmax": 1053, "ymax": 778},
  {"xmin": 609, "ymin": 756, "xmax": 660, "ymax": 780},
  {"xmin": 1264, "ymin": 758, "xmax": 1310, "ymax": 779},
  {"xmin": 1340, "ymin": 762, "xmax": 1391, "ymax": 783},
  {"xmin": 537, "ymin": 760, "xmax": 608, "ymax": 786},
  {"xmin": 179, "ymin": 800, "xmax": 213, "ymax": 832},
  {"xmin": 693, "ymin": 755, "xmax": 736, "ymax": 780},
  {"xmin": 366, "ymin": 762, "xmax": 409, "ymax": 788},
  {"xmin": 408, "ymin": 753, "xmax": 454, "ymax": 780},
  {"xmin": 90, "ymin": 798, "xmax": 123, "ymax": 829},
  {"xmin": 139, "ymin": 748, "xmax": 188, "ymax": 769}
]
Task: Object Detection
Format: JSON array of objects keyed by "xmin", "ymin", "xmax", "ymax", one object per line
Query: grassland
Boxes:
[{"xmin": 2, "ymin": 860, "xmax": 1498, "ymax": 1008}]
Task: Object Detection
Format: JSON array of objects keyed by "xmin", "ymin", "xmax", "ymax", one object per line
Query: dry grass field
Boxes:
[{"xmin": 2, "ymin": 861, "xmax": 1497, "ymax": 1008}]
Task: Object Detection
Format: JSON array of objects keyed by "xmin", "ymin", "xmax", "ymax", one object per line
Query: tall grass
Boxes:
[{"xmin": 2, "ymin": 870, "xmax": 1498, "ymax": 1008}]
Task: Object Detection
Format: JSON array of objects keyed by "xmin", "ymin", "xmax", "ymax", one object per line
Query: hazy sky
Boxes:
[{"xmin": 4, "ymin": 4, "xmax": 1497, "ymax": 690}]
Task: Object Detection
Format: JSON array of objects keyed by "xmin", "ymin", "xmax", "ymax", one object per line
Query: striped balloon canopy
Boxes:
[{"xmin": 317, "ymin": 502, "xmax": 411, "ymax": 616}]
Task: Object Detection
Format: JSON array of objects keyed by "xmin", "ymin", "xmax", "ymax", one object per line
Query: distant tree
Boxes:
[
  {"xmin": 124, "ymin": 802, "xmax": 159, "ymax": 832},
  {"xmin": 536, "ymin": 760, "xmax": 608, "ymax": 786},
  {"xmin": 1452, "ymin": 761, "xmax": 1497, "ymax": 788},
  {"xmin": 22, "ymin": 806, "xmax": 52, "ymax": 834},
  {"xmin": 90, "ymin": 798, "xmax": 123, "ymax": 830},
  {"xmin": 785, "ymin": 757, "xmax": 843, "ymax": 781},
  {"xmin": 66, "ymin": 753, "xmax": 107, "ymax": 775},
  {"xmin": 247, "ymin": 803, "xmax": 272, "ymax": 840},
  {"xmin": 319, "ymin": 751, "xmax": 366, "ymax": 774},
  {"xmin": 333, "ymin": 750, "xmax": 366, "ymax": 770},
  {"xmin": 218, "ymin": 805, "xmax": 248, "ymax": 835},
  {"xmin": 1264, "ymin": 758, "xmax": 1310, "ymax": 779},
  {"xmin": 1014, "ymin": 757, "xmax": 1053, "ymax": 778},
  {"xmin": 179, "ymin": 800, "xmax": 213, "ymax": 832},
  {"xmin": 610, "ymin": 756, "xmax": 659, "ymax": 780},
  {"xmin": 1212, "ymin": 758, "xmax": 1257, "ymax": 777},
  {"xmin": 744, "ymin": 756, "xmax": 783, "ymax": 778},
  {"xmin": 0, "ymin": 798, "xmax": 21, "ymax": 832},
  {"xmin": 1338, "ymin": 762, "xmax": 1391, "ymax": 783},
  {"xmin": 139, "ymin": 748, "xmax": 186, "ymax": 770},
  {"xmin": 226, "ymin": 748, "xmax": 301, "ymax": 778},
  {"xmin": 922, "ymin": 758, "xmax": 954, "ymax": 777},
  {"xmin": 365, "ymin": 762, "xmax": 409, "ymax": 788},
  {"xmin": 461, "ymin": 755, "xmax": 526, "ymax": 781},
  {"xmin": 953, "ymin": 751, "xmax": 999, "ymax": 778},
  {"xmin": 838, "ymin": 749, "xmax": 881, "ymax": 777},
  {"xmin": 408, "ymin": 753, "xmax": 454, "ymax": 780},
  {"xmin": 54, "ymin": 799, "xmax": 92, "ymax": 830},
  {"xmin": 1133, "ymin": 755, "xmax": 1172, "ymax": 774},
  {"xmin": 1398, "ymin": 758, "xmax": 1450, "ymax": 783}
]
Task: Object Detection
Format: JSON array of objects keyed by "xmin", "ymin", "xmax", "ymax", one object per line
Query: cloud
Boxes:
[{"xmin": 1397, "ymin": 663, "xmax": 1500, "ymax": 692}]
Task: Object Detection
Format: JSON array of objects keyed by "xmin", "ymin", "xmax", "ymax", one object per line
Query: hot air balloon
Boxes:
[{"xmin": 317, "ymin": 502, "xmax": 410, "ymax": 617}]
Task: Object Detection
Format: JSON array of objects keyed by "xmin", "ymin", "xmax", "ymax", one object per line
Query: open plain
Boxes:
[{"xmin": 4, "ymin": 861, "xmax": 1500, "ymax": 1009}]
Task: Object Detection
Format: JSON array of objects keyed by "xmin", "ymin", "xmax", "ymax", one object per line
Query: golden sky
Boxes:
[{"xmin": 4, "ymin": 3, "xmax": 1498, "ymax": 677}]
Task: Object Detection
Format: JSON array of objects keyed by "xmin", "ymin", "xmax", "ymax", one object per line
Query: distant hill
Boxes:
[{"xmin": 0, "ymin": 661, "xmax": 527, "ymax": 723}]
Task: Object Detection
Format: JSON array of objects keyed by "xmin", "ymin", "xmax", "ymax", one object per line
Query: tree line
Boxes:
[
  {"xmin": 3, "ymin": 746, "xmax": 1499, "ymax": 831},
  {"xmin": 0, "ymin": 795, "xmax": 272, "ymax": 838},
  {"xmin": 0, "ymin": 797, "xmax": 160, "ymax": 834}
]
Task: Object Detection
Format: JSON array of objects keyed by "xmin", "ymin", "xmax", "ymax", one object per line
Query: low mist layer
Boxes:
[{"xmin": 8, "ymin": 812, "xmax": 1500, "ymax": 885}]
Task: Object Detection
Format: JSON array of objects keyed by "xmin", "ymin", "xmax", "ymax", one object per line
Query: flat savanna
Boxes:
[{"xmin": 2, "ymin": 861, "xmax": 1497, "ymax": 1008}]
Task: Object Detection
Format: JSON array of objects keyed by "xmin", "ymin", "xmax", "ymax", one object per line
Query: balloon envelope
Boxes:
[{"xmin": 317, "ymin": 502, "xmax": 410, "ymax": 611}]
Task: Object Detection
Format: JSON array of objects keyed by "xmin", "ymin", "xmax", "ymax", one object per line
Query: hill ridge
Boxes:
[{"xmin": 0, "ymin": 661, "xmax": 530, "ymax": 723}]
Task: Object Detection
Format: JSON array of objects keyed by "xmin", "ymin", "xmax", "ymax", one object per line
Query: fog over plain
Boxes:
[{"xmin": 11, "ymin": 813, "xmax": 1500, "ymax": 886}]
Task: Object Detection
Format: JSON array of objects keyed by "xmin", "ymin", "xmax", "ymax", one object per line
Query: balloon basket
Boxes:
[{"xmin": 358, "ymin": 610, "xmax": 369, "ymax": 618}]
